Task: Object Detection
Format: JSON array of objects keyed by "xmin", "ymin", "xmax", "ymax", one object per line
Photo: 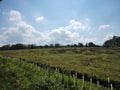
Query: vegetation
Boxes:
[
  {"xmin": 0, "ymin": 36, "xmax": 120, "ymax": 50},
  {"xmin": 103, "ymin": 36, "xmax": 120, "ymax": 47},
  {"xmin": 0, "ymin": 36, "xmax": 120, "ymax": 89},
  {"xmin": 0, "ymin": 47, "xmax": 120, "ymax": 89},
  {"xmin": 0, "ymin": 55, "xmax": 108, "ymax": 90}
]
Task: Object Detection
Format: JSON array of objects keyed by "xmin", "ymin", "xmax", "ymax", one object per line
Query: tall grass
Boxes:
[{"xmin": 0, "ymin": 55, "xmax": 108, "ymax": 90}]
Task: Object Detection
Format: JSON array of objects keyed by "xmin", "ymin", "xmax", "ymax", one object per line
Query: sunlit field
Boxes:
[
  {"xmin": 0, "ymin": 47, "xmax": 120, "ymax": 89},
  {"xmin": 0, "ymin": 55, "xmax": 108, "ymax": 90}
]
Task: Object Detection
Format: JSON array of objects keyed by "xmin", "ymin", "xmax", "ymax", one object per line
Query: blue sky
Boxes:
[{"xmin": 0, "ymin": 0, "xmax": 120, "ymax": 46}]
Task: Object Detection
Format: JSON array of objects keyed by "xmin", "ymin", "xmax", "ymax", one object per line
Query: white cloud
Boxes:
[
  {"xmin": 48, "ymin": 19, "xmax": 95, "ymax": 45},
  {"xmin": 0, "ymin": 10, "xmax": 46, "ymax": 45},
  {"xmin": 0, "ymin": 10, "xmax": 96, "ymax": 46},
  {"xmin": 9, "ymin": 10, "xmax": 22, "ymax": 22},
  {"xmin": 99, "ymin": 24, "xmax": 110, "ymax": 30},
  {"xmin": 35, "ymin": 16, "xmax": 45, "ymax": 23},
  {"xmin": 49, "ymin": 28, "xmax": 75, "ymax": 44},
  {"xmin": 67, "ymin": 19, "xmax": 82, "ymax": 30},
  {"xmin": 65, "ymin": 19, "xmax": 89, "ymax": 31}
]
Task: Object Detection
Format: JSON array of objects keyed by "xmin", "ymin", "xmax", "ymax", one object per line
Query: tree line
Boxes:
[
  {"xmin": 0, "ymin": 42, "xmax": 99, "ymax": 50},
  {"xmin": 0, "ymin": 36, "xmax": 120, "ymax": 50}
]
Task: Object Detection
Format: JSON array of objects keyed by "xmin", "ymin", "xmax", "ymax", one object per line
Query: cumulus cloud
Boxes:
[
  {"xmin": 49, "ymin": 28, "xmax": 77, "ymax": 44},
  {"xmin": 48, "ymin": 20, "xmax": 95, "ymax": 44},
  {"xmin": 0, "ymin": 10, "xmax": 46, "ymax": 45},
  {"xmin": 65, "ymin": 19, "xmax": 89, "ymax": 31},
  {"xmin": 99, "ymin": 24, "xmax": 110, "ymax": 30},
  {"xmin": 0, "ymin": 10, "xmax": 96, "ymax": 46},
  {"xmin": 35, "ymin": 16, "xmax": 45, "ymax": 23},
  {"xmin": 9, "ymin": 10, "xmax": 22, "ymax": 22},
  {"xmin": 67, "ymin": 19, "xmax": 82, "ymax": 30}
]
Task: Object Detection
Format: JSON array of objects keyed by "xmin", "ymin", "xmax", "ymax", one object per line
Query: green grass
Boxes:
[
  {"xmin": 0, "ymin": 55, "xmax": 107, "ymax": 90},
  {"xmin": 0, "ymin": 47, "xmax": 120, "ymax": 82}
]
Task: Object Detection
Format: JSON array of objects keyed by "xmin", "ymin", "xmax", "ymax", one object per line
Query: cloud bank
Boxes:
[{"xmin": 0, "ymin": 10, "xmax": 96, "ymax": 46}]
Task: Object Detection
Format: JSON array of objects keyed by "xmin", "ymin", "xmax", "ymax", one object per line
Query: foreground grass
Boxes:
[
  {"xmin": 0, "ymin": 55, "xmax": 108, "ymax": 90},
  {"xmin": 0, "ymin": 47, "xmax": 120, "ymax": 82}
]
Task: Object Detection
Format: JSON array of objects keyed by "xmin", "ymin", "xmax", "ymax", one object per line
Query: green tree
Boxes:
[
  {"xmin": 103, "ymin": 36, "xmax": 120, "ymax": 47},
  {"xmin": 78, "ymin": 43, "xmax": 83, "ymax": 47},
  {"xmin": 55, "ymin": 43, "xmax": 60, "ymax": 47},
  {"xmin": 86, "ymin": 42, "xmax": 96, "ymax": 47},
  {"xmin": 49, "ymin": 44, "xmax": 54, "ymax": 48},
  {"xmin": 1, "ymin": 44, "xmax": 10, "ymax": 50}
]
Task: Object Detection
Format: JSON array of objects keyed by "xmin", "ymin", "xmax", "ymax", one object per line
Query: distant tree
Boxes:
[
  {"xmin": 73, "ymin": 44, "xmax": 78, "ymax": 47},
  {"xmin": 103, "ymin": 36, "xmax": 120, "ymax": 47},
  {"xmin": 66, "ymin": 44, "xmax": 74, "ymax": 47},
  {"xmin": 55, "ymin": 43, "xmax": 60, "ymax": 47},
  {"xmin": 86, "ymin": 42, "xmax": 96, "ymax": 47},
  {"xmin": 66, "ymin": 44, "xmax": 70, "ymax": 47},
  {"xmin": 27, "ymin": 44, "xmax": 36, "ymax": 49},
  {"xmin": 78, "ymin": 43, "xmax": 83, "ymax": 47},
  {"xmin": 11, "ymin": 45, "xmax": 15, "ymax": 49},
  {"xmin": 1, "ymin": 44, "xmax": 10, "ymax": 50},
  {"xmin": 49, "ymin": 44, "xmax": 54, "ymax": 48},
  {"xmin": 44, "ymin": 45, "xmax": 49, "ymax": 48},
  {"xmin": 11, "ymin": 44, "xmax": 26, "ymax": 49},
  {"xmin": 103, "ymin": 40, "xmax": 112, "ymax": 47}
]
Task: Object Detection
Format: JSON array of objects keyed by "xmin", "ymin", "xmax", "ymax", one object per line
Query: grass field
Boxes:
[
  {"xmin": 0, "ymin": 47, "xmax": 120, "ymax": 89},
  {"xmin": 0, "ymin": 55, "xmax": 108, "ymax": 90}
]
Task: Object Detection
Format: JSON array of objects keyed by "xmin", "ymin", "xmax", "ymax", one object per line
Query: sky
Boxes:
[{"xmin": 0, "ymin": 0, "xmax": 120, "ymax": 46}]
